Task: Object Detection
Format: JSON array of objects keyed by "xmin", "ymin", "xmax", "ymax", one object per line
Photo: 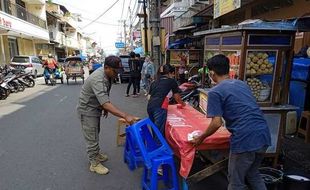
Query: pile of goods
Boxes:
[
  {"xmin": 246, "ymin": 52, "xmax": 274, "ymax": 75},
  {"xmin": 246, "ymin": 78, "xmax": 270, "ymax": 101}
]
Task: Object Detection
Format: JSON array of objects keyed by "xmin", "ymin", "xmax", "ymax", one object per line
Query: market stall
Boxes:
[
  {"xmin": 166, "ymin": 49, "xmax": 203, "ymax": 80},
  {"xmin": 196, "ymin": 25, "xmax": 298, "ymax": 165}
]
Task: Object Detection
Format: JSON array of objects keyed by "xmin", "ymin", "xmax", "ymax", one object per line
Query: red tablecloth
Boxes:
[{"xmin": 165, "ymin": 105, "xmax": 231, "ymax": 178}]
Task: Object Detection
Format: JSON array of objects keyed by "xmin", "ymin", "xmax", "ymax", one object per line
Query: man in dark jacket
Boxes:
[{"xmin": 126, "ymin": 52, "xmax": 141, "ymax": 97}]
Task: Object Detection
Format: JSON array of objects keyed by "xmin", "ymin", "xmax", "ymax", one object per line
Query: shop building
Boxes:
[
  {"xmin": 45, "ymin": 2, "xmax": 81, "ymax": 60},
  {"xmin": 0, "ymin": 0, "xmax": 49, "ymax": 65}
]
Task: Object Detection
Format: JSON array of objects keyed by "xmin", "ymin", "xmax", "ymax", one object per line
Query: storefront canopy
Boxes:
[{"xmin": 168, "ymin": 37, "xmax": 192, "ymax": 49}]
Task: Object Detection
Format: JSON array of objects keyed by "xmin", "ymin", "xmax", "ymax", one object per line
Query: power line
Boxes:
[
  {"xmin": 82, "ymin": 0, "xmax": 120, "ymax": 29},
  {"xmin": 81, "ymin": 17, "xmax": 119, "ymax": 27},
  {"xmin": 125, "ymin": 0, "xmax": 133, "ymax": 21},
  {"xmin": 120, "ymin": 0, "xmax": 126, "ymax": 20}
]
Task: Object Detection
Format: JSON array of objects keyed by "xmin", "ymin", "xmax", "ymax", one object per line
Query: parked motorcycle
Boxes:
[
  {"xmin": 16, "ymin": 71, "xmax": 35, "ymax": 88},
  {"xmin": 0, "ymin": 76, "xmax": 9, "ymax": 100},
  {"xmin": 169, "ymin": 75, "xmax": 201, "ymax": 108}
]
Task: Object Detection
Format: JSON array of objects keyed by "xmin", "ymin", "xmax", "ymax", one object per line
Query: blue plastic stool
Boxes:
[
  {"xmin": 123, "ymin": 127, "xmax": 144, "ymax": 171},
  {"xmin": 130, "ymin": 118, "xmax": 174, "ymax": 169},
  {"xmin": 142, "ymin": 154, "xmax": 179, "ymax": 190}
]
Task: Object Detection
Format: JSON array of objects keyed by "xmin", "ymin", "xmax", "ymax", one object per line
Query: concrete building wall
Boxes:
[
  {"xmin": 17, "ymin": 38, "xmax": 35, "ymax": 56},
  {"xmin": 2, "ymin": 36, "xmax": 11, "ymax": 64},
  {"xmin": 0, "ymin": 36, "xmax": 5, "ymax": 65},
  {"xmin": 26, "ymin": 4, "xmax": 47, "ymax": 20}
]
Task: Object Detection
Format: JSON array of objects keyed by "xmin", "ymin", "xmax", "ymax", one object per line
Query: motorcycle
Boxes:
[
  {"xmin": 17, "ymin": 71, "xmax": 35, "ymax": 88},
  {"xmin": 0, "ymin": 75, "xmax": 9, "ymax": 100},
  {"xmin": 169, "ymin": 75, "xmax": 201, "ymax": 108},
  {"xmin": 44, "ymin": 67, "xmax": 63, "ymax": 85}
]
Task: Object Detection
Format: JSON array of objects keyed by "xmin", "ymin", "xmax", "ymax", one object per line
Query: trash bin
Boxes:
[
  {"xmin": 289, "ymin": 58, "xmax": 310, "ymax": 119},
  {"xmin": 259, "ymin": 167, "xmax": 283, "ymax": 190}
]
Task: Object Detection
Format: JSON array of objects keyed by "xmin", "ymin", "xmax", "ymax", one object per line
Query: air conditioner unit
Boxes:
[
  {"xmin": 49, "ymin": 32, "xmax": 54, "ymax": 40},
  {"xmin": 197, "ymin": 0, "xmax": 209, "ymax": 4},
  {"xmin": 190, "ymin": 0, "xmax": 209, "ymax": 7}
]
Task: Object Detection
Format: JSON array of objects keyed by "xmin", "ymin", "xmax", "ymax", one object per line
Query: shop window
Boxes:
[
  {"xmin": 222, "ymin": 36, "xmax": 242, "ymax": 45},
  {"xmin": 245, "ymin": 50, "xmax": 277, "ymax": 102},
  {"xmin": 248, "ymin": 35, "xmax": 291, "ymax": 46},
  {"xmin": 206, "ymin": 37, "xmax": 220, "ymax": 45},
  {"xmin": 8, "ymin": 38, "xmax": 19, "ymax": 58}
]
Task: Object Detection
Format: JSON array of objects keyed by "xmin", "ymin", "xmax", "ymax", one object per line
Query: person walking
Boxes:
[
  {"xmin": 147, "ymin": 64, "xmax": 185, "ymax": 137},
  {"xmin": 191, "ymin": 54, "xmax": 271, "ymax": 190},
  {"xmin": 77, "ymin": 55, "xmax": 137, "ymax": 175},
  {"xmin": 135, "ymin": 53, "xmax": 143, "ymax": 95},
  {"xmin": 126, "ymin": 52, "xmax": 141, "ymax": 97},
  {"xmin": 141, "ymin": 56, "xmax": 155, "ymax": 96}
]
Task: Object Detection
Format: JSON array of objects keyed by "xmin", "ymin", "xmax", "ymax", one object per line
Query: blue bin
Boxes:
[
  {"xmin": 291, "ymin": 58, "xmax": 310, "ymax": 81},
  {"xmin": 289, "ymin": 81, "xmax": 308, "ymax": 119}
]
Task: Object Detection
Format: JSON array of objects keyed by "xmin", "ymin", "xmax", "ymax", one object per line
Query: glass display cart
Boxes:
[{"xmin": 198, "ymin": 25, "xmax": 297, "ymax": 165}]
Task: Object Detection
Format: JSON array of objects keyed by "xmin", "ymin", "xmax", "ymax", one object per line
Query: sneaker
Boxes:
[
  {"xmin": 125, "ymin": 94, "xmax": 129, "ymax": 97},
  {"xmin": 95, "ymin": 153, "xmax": 108, "ymax": 162},
  {"xmin": 89, "ymin": 162, "xmax": 109, "ymax": 175},
  {"xmin": 132, "ymin": 94, "xmax": 138, "ymax": 98}
]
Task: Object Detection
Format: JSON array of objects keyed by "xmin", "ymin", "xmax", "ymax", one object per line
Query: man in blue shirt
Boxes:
[{"xmin": 192, "ymin": 54, "xmax": 271, "ymax": 190}]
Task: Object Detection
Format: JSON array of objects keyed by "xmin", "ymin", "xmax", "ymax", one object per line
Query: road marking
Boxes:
[{"xmin": 59, "ymin": 96, "xmax": 67, "ymax": 103}]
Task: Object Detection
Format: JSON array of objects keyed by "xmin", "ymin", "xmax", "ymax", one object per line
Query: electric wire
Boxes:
[{"xmin": 82, "ymin": 0, "xmax": 120, "ymax": 29}]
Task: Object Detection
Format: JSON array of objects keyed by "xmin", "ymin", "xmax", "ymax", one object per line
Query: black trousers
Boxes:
[{"xmin": 126, "ymin": 76, "xmax": 140, "ymax": 95}]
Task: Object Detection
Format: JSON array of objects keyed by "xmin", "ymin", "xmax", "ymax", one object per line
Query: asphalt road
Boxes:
[{"xmin": 0, "ymin": 76, "xmax": 227, "ymax": 190}]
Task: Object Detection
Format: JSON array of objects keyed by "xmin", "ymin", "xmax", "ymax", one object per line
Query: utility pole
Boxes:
[
  {"xmin": 129, "ymin": 8, "xmax": 133, "ymax": 51},
  {"xmin": 149, "ymin": 0, "xmax": 161, "ymax": 67},
  {"xmin": 142, "ymin": 0, "xmax": 148, "ymax": 54},
  {"xmin": 123, "ymin": 20, "xmax": 127, "ymax": 53}
]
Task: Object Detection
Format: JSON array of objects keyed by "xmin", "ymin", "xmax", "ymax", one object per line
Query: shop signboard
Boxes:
[
  {"xmin": 214, "ymin": 0, "xmax": 241, "ymax": 18},
  {"xmin": 0, "ymin": 11, "xmax": 48, "ymax": 40},
  {"xmin": 115, "ymin": 42, "xmax": 125, "ymax": 48},
  {"xmin": 0, "ymin": 16, "xmax": 12, "ymax": 28}
]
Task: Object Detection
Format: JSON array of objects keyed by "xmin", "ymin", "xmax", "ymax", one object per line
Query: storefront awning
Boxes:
[{"xmin": 168, "ymin": 37, "xmax": 192, "ymax": 49}]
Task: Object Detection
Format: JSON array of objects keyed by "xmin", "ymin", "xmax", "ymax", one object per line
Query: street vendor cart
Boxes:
[
  {"xmin": 165, "ymin": 23, "xmax": 299, "ymax": 189},
  {"xmin": 195, "ymin": 25, "xmax": 298, "ymax": 165},
  {"xmin": 65, "ymin": 56, "xmax": 85, "ymax": 85}
]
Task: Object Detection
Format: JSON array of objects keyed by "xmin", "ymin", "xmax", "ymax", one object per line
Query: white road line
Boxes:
[{"xmin": 59, "ymin": 96, "xmax": 67, "ymax": 103}]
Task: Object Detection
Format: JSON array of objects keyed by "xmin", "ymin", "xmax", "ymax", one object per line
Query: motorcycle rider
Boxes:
[{"xmin": 43, "ymin": 54, "xmax": 58, "ymax": 73}]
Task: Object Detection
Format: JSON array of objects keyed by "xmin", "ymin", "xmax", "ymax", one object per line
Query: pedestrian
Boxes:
[
  {"xmin": 147, "ymin": 64, "xmax": 185, "ymax": 137},
  {"xmin": 191, "ymin": 54, "xmax": 271, "ymax": 190},
  {"xmin": 135, "ymin": 53, "xmax": 143, "ymax": 95},
  {"xmin": 126, "ymin": 52, "xmax": 141, "ymax": 97},
  {"xmin": 77, "ymin": 55, "xmax": 137, "ymax": 175},
  {"xmin": 141, "ymin": 56, "xmax": 155, "ymax": 96}
]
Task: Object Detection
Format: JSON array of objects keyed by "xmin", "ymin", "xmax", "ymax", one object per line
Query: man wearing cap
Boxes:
[{"xmin": 77, "ymin": 55, "xmax": 137, "ymax": 175}]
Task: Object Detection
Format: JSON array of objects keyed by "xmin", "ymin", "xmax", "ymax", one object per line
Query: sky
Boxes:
[{"xmin": 53, "ymin": 0, "xmax": 140, "ymax": 55}]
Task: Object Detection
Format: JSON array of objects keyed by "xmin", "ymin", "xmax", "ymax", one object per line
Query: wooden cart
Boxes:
[
  {"xmin": 196, "ymin": 25, "xmax": 298, "ymax": 166},
  {"xmin": 64, "ymin": 56, "xmax": 85, "ymax": 85}
]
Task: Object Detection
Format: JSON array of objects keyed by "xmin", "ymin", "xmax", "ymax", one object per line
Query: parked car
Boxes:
[
  {"xmin": 10, "ymin": 56, "xmax": 44, "ymax": 78},
  {"xmin": 119, "ymin": 55, "xmax": 131, "ymax": 83}
]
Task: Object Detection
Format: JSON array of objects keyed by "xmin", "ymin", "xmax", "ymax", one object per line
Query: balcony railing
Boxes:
[{"xmin": 1, "ymin": 0, "xmax": 47, "ymax": 29}]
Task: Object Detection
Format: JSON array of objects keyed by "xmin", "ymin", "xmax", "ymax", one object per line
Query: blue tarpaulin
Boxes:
[{"xmin": 168, "ymin": 38, "xmax": 192, "ymax": 49}]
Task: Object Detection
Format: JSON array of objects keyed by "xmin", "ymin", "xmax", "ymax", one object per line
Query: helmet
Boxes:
[{"xmin": 48, "ymin": 53, "xmax": 53, "ymax": 58}]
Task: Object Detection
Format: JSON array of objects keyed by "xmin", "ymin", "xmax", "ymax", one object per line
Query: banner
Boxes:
[{"xmin": 214, "ymin": 0, "xmax": 241, "ymax": 18}]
